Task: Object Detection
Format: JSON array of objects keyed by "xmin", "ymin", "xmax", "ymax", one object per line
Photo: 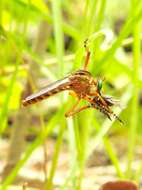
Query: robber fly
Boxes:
[{"xmin": 22, "ymin": 39, "xmax": 123, "ymax": 124}]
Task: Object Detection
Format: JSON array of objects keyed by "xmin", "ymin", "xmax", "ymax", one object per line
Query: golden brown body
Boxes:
[{"xmin": 22, "ymin": 70, "xmax": 97, "ymax": 106}]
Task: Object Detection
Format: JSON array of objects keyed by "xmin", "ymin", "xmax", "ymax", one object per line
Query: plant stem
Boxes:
[
  {"xmin": 126, "ymin": 21, "xmax": 141, "ymax": 177},
  {"xmin": 51, "ymin": 0, "xmax": 64, "ymax": 77}
]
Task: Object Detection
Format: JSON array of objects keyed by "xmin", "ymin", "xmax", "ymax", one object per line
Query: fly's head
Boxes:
[
  {"xmin": 94, "ymin": 79, "xmax": 119, "ymax": 107},
  {"xmin": 89, "ymin": 78, "xmax": 104, "ymax": 97},
  {"xmin": 97, "ymin": 79, "xmax": 103, "ymax": 92}
]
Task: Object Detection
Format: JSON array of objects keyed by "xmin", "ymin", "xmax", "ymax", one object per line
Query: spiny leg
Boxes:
[
  {"xmin": 88, "ymin": 92, "xmax": 108, "ymax": 107},
  {"xmin": 83, "ymin": 39, "xmax": 91, "ymax": 70},
  {"xmin": 65, "ymin": 105, "xmax": 91, "ymax": 117},
  {"xmin": 66, "ymin": 95, "xmax": 102, "ymax": 117},
  {"xmin": 69, "ymin": 91, "xmax": 78, "ymax": 98},
  {"xmin": 65, "ymin": 91, "xmax": 80, "ymax": 117},
  {"xmin": 65, "ymin": 99, "xmax": 81, "ymax": 117},
  {"xmin": 83, "ymin": 96, "xmax": 96, "ymax": 105},
  {"xmin": 112, "ymin": 113, "xmax": 124, "ymax": 125}
]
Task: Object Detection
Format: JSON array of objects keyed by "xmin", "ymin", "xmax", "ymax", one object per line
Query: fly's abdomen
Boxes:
[
  {"xmin": 22, "ymin": 79, "xmax": 71, "ymax": 106},
  {"xmin": 22, "ymin": 88, "xmax": 60, "ymax": 106}
]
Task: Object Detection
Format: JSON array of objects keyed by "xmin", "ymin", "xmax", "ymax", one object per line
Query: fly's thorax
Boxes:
[
  {"xmin": 69, "ymin": 70, "xmax": 92, "ymax": 96},
  {"xmin": 89, "ymin": 84, "xmax": 98, "ymax": 94},
  {"xmin": 69, "ymin": 69, "xmax": 92, "ymax": 83},
  {"xmin": 70, "ymin": 79, "xmax": 91, "ymax": 96}
]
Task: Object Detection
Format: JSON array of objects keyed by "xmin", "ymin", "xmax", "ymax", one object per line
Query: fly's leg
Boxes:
[
  {"xmin": 112, "ymin": 113, "xmax": 124, "ymax": 125},
  {"xmin": 65, "ymin": 95, "xmax": 97, "ymax": 117},
  {"xmin": 83, "ymin": 96, "xmax": 96, "ymax": 105},
  {"xmin": 65, "ymin": 99, "xmax": 81, "ymax": 117},
  {"xmin": 83, "ymin": 39, "xmax": 91, "ymax": 70},
  {"xmin": 88, "ymin": 92, "xmax": 108, "ymax": 107},
  {"xmin": 65, "ymin": 105, "xmax": 91, "ymax": 117},
  {"xmin": 69, "ymin": 91, "xmax": 78, "ymax": 98},
  {"xmin": 65, "ymin": 91, "xmax": 80, "ymax": 117}
]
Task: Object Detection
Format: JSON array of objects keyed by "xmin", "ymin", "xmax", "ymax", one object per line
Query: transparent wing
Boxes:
[{"xmin": 22, "ymin": 76, "xmax": 71, "ymax": 106}]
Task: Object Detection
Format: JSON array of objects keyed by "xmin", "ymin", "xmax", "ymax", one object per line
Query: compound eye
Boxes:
[{"xmin": 97, "ymin": 79, "xmax": 103, "ymax": 91}]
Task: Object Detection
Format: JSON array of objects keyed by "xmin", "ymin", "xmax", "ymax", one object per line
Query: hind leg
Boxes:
[
  {"xmin": 83, "ymin": 39, "xmax": 91, "ymax": 70},
  {"xmin": 65, "ymin": 99, "xmax": 81, "ymax": 117}
]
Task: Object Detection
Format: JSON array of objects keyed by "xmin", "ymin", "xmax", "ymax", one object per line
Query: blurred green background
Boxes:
[{"xmin": 0, "ymin": 0, "xmax": 142, "ymax": 189}]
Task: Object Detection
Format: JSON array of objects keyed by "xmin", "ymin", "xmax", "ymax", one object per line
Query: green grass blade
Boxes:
[
  {"xmin": 126, "ymin": 20, "xmax": 141, "ymax": 178},
  {"xmin": 45, "ymin": 122, "xmax": 66, "ymax": 190},
  {"xmin": 1, "ymin": 107, "xmax": 65, "ymax": 189},
  {"xmin": 95, "ymin": 4, "xmax": 142, "ymax": 74},
  {"xmin": 0, "ymin": 39, "xmax": 20, "ymax": 134},
  {"xmin": 51, "ymin": 0, "xmax": 64, "ymax": 77},
  {"xmin": 94, "ymin": 0, "xmax": 107, "ymax": 32},
  {"xmin": 103, "ymin": 137, "xmax": 125, "ymax": 178}
]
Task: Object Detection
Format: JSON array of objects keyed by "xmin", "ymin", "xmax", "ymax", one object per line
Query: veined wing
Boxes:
[{"xmin": 22, "ymin": 76, "xmax": 71, "ymax": 106}]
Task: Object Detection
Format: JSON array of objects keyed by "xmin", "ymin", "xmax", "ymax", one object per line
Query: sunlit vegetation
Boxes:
[{"xmin": 0, "ymin": 0, "xmax": 142, "ymax": 189}]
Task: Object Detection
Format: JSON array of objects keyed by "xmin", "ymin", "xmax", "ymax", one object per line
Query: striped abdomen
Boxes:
[{"xmin": 22, "ymin": 77, "xmax": 71, "ymax": 106}]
